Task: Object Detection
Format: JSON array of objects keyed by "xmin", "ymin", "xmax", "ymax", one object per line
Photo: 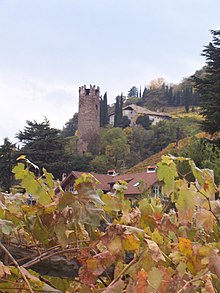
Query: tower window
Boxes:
[
  {"xmin": 96, "ymin": 105, "xmax": 98, "ymax": 110},
  {"xmin": 85, "ymin": 89, "xmax": 90, "ymax": 95}
]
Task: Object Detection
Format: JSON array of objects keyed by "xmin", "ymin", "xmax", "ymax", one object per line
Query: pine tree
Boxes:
[{"xmin": 192, "ymin": 30, "xmax": 220, "ymax": 134}]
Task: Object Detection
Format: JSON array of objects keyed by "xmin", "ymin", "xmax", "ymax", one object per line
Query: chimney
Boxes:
[{"xmin": 62, "ymin": 173, "xmax": 67, "ymax": 181}]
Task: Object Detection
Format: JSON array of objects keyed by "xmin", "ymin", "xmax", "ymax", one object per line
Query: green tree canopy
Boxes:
[
  {"xmin": 192, "ymin": 30, "xmax": 220, "ymax": 134},
  {"xmin": 128, "ymin": 86, "xmax": 138, "ymax": 97},
  {"xmin": 16, "ymin": 118, "xmax": 66, "ymax": 178},
  {"xmin": 100, "ymin": 92, "xmax": 108, "ymax": 127},
  {"xmin": 136, "ymin": 115, "xmax": 152, "ymax": 129},
  {"xmin": 61, "ymin": 113, "xmax": 78, "ymax": 137},
  {"xmin": 0, "ymin": 138, "xmax": 16, "ymax": 192}
]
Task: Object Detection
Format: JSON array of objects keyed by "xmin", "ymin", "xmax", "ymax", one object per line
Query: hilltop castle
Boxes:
[{"xmin": 77, "ymin": 85, "xmax": 100, "ymax": 155}]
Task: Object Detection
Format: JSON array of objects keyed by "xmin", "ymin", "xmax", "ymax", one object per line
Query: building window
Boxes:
[
  {"xmin": 69, "ymin": 183, "xmax": 74, "ymax": 192},
  {"xmin": 152, "ymin": 185, "xmax": 160, "ymax": 197},
  {"xmin": 133, "ymin": 182, "xmax": 140, "ymax": 187}
]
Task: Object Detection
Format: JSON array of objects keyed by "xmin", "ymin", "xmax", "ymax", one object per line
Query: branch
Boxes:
[
  {"xmin": 0, "ymin": 241, "xmax": 34, "ymax": 293},
  {"xmin": 23, "ymin": 247, "xmax": 79, "ymax": 268},
  {"xmin": 107, "ymin": 252, "xmax": 143, "ymax": 288}
]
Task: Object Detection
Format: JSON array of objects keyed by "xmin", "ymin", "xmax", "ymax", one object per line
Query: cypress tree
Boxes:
[
  {"xmin": 114, "ymin": 96, "xmax": 120, "ymax": 127},
  {"xmin": 103, "ymin": 92, "xmax": 108, "ymax": 126},
  {"xmin": 100, "ymin": 95, "xmax": 103, "ymax": 127}
]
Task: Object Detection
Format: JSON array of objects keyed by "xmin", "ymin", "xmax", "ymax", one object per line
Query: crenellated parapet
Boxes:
[{"xmin": 79, "ymin": 85, "xmax": 100, "ymax": 97}]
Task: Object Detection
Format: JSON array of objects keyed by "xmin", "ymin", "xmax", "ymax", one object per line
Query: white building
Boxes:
[{"xmin": 109, "ymin": 104, "xmax": 171, "ymax": 126}]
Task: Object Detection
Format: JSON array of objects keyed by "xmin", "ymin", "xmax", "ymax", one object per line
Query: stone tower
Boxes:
[{"xmin": 77, "ymin": 85, "xmax": 100, "ymax": 155}]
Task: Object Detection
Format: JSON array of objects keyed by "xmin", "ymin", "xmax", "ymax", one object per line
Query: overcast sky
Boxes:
[{"xmin": 0, "ymin": 0, "xmax": 219, "ymax": 144}]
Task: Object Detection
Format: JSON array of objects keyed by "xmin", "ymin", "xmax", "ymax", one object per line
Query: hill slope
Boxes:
[{"xmin": 125, "ymin": 133, "xmax": 209, "ymax": 174}]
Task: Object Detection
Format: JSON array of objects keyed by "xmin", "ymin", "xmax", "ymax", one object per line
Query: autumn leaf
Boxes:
[
  {"xmin": 122, "ymin": 232, "xmax": 140, "ymax": 251},
  {"xmin": 196, "ymin": 208, "xmax": 215, "ymax": 232},
  {"xmin": 133, "ymin": 269, "xmax": 148, "ymax": 293},
  {"xmin": 179, "ymin": 237, "xmax": 192, "ymax": 257},
  {"xmin": 103, "ymin": 279, "xmax": 125, "ymax": 293},
  {"xmin": 144, "ymin": 239, "xmax": 165, "ymax": 262},
  {"xmin": 209, "ymin": 249, "xmax": 220, "ymax": 279},
  {"xmin": 205, "ymin": 275, "xmax": 215, "ymax": 293},
  {"xmin": 0, "ymin": 261, "xmax": 11, "ymax": 278},
  {"xmin": 148, "ymin": 267, "xmax": 162, "ymax": 290}
]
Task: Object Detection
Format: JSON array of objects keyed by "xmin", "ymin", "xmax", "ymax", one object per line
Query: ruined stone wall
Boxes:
[{"xmin": 77, "ymin": 85, "xmax": 100, "ymax": 155}]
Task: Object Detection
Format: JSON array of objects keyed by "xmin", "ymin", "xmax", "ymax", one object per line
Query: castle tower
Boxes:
[{"xmin": 77, "ymin": 85, "xmax": 100, "ymax": 155}]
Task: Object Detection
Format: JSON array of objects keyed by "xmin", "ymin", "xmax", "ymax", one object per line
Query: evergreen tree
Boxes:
[
  {"xmin": 136, "ymin": 115, "xmax": 152, "ymax": 129},
  {"xmin": 119, "ymin": 116, "xmax": 131, "ymax": 128},
  {"xmin": 192, "ymin": 30, "xmax": 220, "ymax": 134},
  {"xmin": 16, "ymin": 118, "xmax": 66, "ymax": 179},
  {"xmin": 61, "ymin": 113, "xmax": 78, "ymax": 137},
  {"xmin": 0, "ymin": 138, "xmax": 16, "ymax": 192},
  {"xmin": 103, "ymin": 92, "xmax": 108, "ymax": 126},
  {"xmin": 114, "ymin": 96, "xmax": 121, "ymax": 127},
  {"xmin": 183, "ymin": 87, "xmax": 191, "ymax": 113},
  {"xmin": 100, "ymin": 95, "xmax": 104, "ymax": 127},
  {"xmin": 141, "ymin": 87, "xmax": 148, "ymax": 104},
  {"xmin": 100, "ymin": 92, "xmax": 108, "ymax": 127},
  {"xmin": 128, "ymin": 86, "xmax": 138, "ymax": 97}
]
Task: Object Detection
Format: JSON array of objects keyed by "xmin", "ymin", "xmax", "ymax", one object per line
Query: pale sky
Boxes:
[{"xmin": 0, "ymin": 0, "xmax": 219, "ymax": 144}]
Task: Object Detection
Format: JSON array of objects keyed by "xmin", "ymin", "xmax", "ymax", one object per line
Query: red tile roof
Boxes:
[
  {"xmin": 60, "ymin": 170, "xmax": 159, "ymax": 196},
  {"xmin": 109, "ymin": 172, "xmax": 158, "ymax": 195}
]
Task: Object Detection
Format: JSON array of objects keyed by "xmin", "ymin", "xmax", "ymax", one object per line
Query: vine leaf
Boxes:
[
  {"xmin": 73, "ymin": 174, "xmax": 104, "ymax": 225},
  {"xmin": 179, "ymin": 237, "xmax": 192, "ymax": 257},
  {"xmin": 196, "ymin": 209, "xmax": 215, "ymax": 232},
  {"xmin": 0, "ymin": 261, "xmax": 11, "ymax": 277},
  {"xmin": 209, "ymin": 249, "xmax": 220, "ymax": 279},
  {"xmin": 103, "ymin": 279, "xmax": 125, "ymax": 293},
  {"xmin": 144, "ymin": 239, "xmax": 165, "ymax": 262},
  {"xmin": 0, "ymin": 219, "xmax": 13, "ymax": 235},
  {"xmin": 157, "ymin": 156, "xmax": 178, "ymax": 195},
  {"xmin": 133, "ymin": 269, "xmax": 148, "ymax": 293},
  {"xmin": 148, "ymin": 266, "xmax": 162, "ymax": 290}
]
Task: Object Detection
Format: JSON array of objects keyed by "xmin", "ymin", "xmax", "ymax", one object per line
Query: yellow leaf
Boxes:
[
  {"xmin": 122, "ymin": 233, "xmax": 140, "ymax": 251},
  {"xmin": 179, "ymin": 237, "xmax": 192, "ymax": 257},
  {"xmin": 152, "ymin": 228, "xmax": 164, "ymax": 245}
]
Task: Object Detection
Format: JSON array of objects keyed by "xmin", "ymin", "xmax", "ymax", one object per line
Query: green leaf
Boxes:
[
  {"xmin": 157, "ymin": 157, "xmax": 178, "ymax": 195},
  {"xmin": 43, "ymin": 168, "xmax": 54, "ymax": 188},
  {"xmin": 32, "ymin": 217, "xmax": 49, "ymax": 244},
  {"xmin": 12, "ymin": 163, "xmax": 26, "ymax": 179},
  {"xmin": 21, "ymin": 172, "xmax": 40, "ymax": 194},
  {"xmin": 0, "ymin": 219, "xmax": 13, "ymax": 235},
  {"xmin": 57, "ymin": 192, "xmax": 75, "ymax": 211},
  {"xmin": 37, "ymin": 188, "xmax": 52, "ymax": 205},
  {"xmin": 177, "ymin": 262, "xmax": 187, "ymax": 278},
  {"xmin": 148, "ymin": 267, "xmax": 162, "ymax": 289}
]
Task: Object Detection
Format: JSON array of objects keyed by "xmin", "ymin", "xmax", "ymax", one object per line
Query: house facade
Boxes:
[
  {"xmin": 59, "ymin": 166, "xmax": 162, "ymax": 200},
  {"xmin": 109, "ymin": 104, "xmax": 171, "ymax": 126}
]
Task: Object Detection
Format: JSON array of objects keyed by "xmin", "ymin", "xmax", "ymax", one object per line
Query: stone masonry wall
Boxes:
[{"xmin": 77, "ymin": 85, "xmax": 100, "ymax": 155}]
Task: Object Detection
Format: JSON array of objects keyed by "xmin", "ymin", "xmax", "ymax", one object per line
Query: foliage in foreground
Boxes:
[{"xmin": 0, "ymin": 155, "xmax": 219, "ymax": 292}]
